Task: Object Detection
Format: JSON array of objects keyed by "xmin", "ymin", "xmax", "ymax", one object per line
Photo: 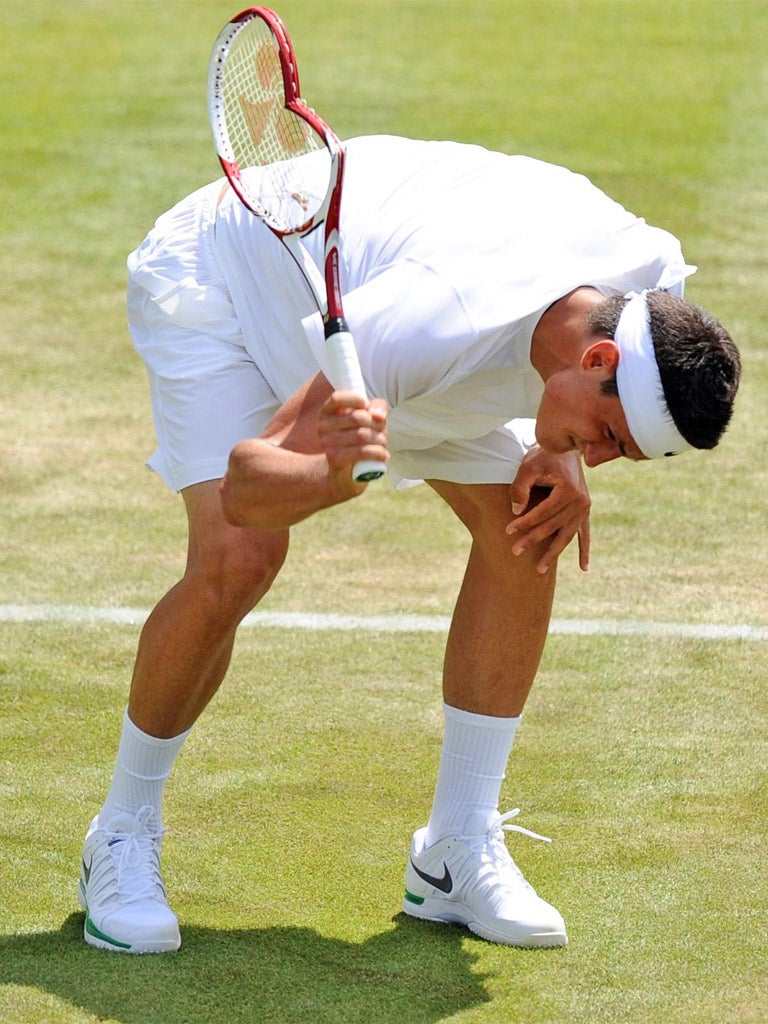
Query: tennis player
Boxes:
[{"xmin": 79, "ymin": 137, "xmax": 740, "ymax": 953}]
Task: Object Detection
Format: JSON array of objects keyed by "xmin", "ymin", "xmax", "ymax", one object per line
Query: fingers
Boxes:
[
  {"xmin": 506, "ymin": 488, "xmax": 589, "ymax": 540},
  {"xmin": 319, "ymin": 391, "xmax": 390, "ymax": 476},
  {"xmin": 577, "ymin": 514, "xmax": 591, "ymax": 573},
  {"xmin": 505, "ymin": 457, "xmax": 591, "ymax": 574},
  {"xmin": 506, "ymin": 492, "xmax": 590, "ymax": 573}
]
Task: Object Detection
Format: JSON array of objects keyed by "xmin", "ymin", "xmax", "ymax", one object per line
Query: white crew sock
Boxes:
[
  {"xmin": 98, "ymin": 708, "xmax": 191, "ymax": 828},
  {"xmin": 424, "ymin": 702, "xmax": 521, "ymax": 847}
]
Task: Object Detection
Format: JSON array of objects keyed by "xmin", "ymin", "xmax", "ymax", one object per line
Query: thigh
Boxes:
[
  {"xmin": 428, "ymin": 479, "xmax": 514, "ymax": 539},
  {"xmin": 429, "ymin": 478, "xmax": 552, "ymax": 562}
]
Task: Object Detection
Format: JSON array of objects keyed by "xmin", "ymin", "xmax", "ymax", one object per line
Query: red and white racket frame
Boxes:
[{"xmin": 208, "ymin": 6, "xmax": 385, "ymax": 482}]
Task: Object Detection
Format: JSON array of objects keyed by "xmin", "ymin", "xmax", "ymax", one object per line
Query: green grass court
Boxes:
[{"xmin": 1, "ymin": 2, "xmax": 767, "ymax": 1022}]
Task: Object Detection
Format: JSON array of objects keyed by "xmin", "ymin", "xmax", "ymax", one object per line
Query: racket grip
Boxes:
[{"xmin": 325, "ymin": 321, "xmax": 386, "ymax": 483}]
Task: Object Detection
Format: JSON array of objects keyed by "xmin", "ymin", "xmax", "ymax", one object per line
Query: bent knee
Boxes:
[{"xmin": 186, "ymin": 528, "xmax": 289, "ymax": 620}]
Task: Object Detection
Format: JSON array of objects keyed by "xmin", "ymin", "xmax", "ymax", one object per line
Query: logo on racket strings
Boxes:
[{"xmin": 237, "ymin": 42, "xmax": 310, "ymax": 158}]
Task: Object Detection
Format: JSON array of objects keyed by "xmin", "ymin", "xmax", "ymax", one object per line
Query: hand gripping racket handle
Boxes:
[{"xmin": 324, "ymin": 318, "xmax": 386, "ymax": 483}]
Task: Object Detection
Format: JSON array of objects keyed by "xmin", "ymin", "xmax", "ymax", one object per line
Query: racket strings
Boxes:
[{"xmin": 222, "ymin": 25, "xmax": 328, "ymax": 232}]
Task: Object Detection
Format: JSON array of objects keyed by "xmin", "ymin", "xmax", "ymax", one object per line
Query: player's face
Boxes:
[{"xmin": 535, "ymin": 363, "xmax": 647, "ymax": 466}]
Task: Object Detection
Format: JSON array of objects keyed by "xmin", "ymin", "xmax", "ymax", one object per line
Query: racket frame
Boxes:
[{"xmin": 207, "ymin": 6, "xmax": 384, "ymax": 482}]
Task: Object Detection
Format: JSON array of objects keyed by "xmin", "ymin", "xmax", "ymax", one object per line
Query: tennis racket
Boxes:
[{"xmin": 207, "ymin": 5, "xmax": 385, "ymax": 483}]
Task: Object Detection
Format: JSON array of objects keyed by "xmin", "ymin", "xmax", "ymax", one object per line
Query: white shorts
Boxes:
[
  {"xmin": 127, "ymin": 182, "xmax": 283, "ymax": 492},
  {"xmin": 127, "ymin": 181, "xmax": 539, "ymax": 493}
]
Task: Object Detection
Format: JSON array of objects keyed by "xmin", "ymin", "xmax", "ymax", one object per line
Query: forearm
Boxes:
[{"xmin": 220, "ymin": 437, "xmax": 362, "ymax": 530}]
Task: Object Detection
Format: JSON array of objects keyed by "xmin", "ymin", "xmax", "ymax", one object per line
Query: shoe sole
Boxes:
[
  {"xmin": 78, "ymin": 880, "xmax": 181, "ymax": 954},
  {"xmin": 403, "ymin": 894, "xmax": 567, "ymax": 948}
]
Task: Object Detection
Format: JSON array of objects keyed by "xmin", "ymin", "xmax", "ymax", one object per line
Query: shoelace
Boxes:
[
  {"xmin": 472, "ymin": 809, "xmax": 552, "ymax": 894},
  {"xmin": 496, "ymin": 808, "xmax": 552, "ymax": 844},
  {"xmin": 105, "ymin": 805, "xmax": 165, "ymax": 903}
]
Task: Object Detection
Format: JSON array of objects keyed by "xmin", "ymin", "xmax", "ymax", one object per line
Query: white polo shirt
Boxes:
[{"xmin": 130, "ymin": 136, "xmax": 694, "ymax": 488}]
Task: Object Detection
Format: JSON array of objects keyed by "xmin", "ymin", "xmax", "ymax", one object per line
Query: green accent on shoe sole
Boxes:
[
  {"xmin": 404, "ymin": 890, "xmax": 425, "ymax": 906},
  {"xmin": 84, "ymin": 914, "xmax": 133, "ymax": 950}
]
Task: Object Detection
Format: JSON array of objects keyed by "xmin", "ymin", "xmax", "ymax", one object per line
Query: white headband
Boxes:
[{"xmin": 614, "ymin": 291, "xmax": 692, "ymax": 459}]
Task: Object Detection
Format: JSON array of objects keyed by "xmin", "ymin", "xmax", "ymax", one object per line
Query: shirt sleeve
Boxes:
[{"xmin": 301, "ymin": 259, "xmax": 477, "ymax": 405}]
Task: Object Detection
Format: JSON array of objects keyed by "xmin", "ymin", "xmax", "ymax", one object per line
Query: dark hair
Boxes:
[{"xmin": 588, "ymin": 291, "xmax": 741, "ymax": 450}]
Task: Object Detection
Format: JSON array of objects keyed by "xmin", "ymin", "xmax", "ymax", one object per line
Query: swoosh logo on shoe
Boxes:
[
  {"xmin": 82, "ymin": 856, "xmax": 92, "ymax": 885},
  {"xmin": 410, "ymin": 858, "xmax": 453, "ymax": 894}
]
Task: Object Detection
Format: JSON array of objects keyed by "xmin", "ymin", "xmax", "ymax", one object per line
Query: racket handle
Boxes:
[
  {"xmin": 325, "ymin": 321, "xmax": 386, "ymax": 483},
  {"xmin": 352, "ymin": 460, "xmax": 387, "ymax": 482}
]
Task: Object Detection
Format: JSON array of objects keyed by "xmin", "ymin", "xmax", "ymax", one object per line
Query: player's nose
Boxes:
[{"xmin": 582, "ymin": 441, "xmax": 621, "ymax": 467}]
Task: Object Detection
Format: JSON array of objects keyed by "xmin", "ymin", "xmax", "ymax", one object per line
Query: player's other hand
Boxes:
[
  {"xmin": 318, "ymin": 391, "xmax": 390, "ymax": 493},
  {"xmin": 505, "ymin": 447, "xmax": 591, "ymax": 574}
]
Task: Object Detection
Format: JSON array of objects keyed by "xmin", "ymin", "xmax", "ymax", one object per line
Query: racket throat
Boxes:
[{"xmin": 324, "ymin": 315, "xmax": 349, "ymax": 340}]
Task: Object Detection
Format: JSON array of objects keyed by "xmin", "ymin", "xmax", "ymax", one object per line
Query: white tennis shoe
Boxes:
[
  {"xmin": 403, "ymin": 809, "xmax": 567, "ymax": 948},
  {"xmin": 78, "ymin": 805, "xmax": 180, "ymax": 953}
]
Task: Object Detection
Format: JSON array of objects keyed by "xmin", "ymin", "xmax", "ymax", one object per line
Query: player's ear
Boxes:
[{"xmin": 581, "ymin": 339, "xmax": 619, "ymax": 372}]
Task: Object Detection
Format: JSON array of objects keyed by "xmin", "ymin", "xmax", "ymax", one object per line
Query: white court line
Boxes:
[{"xmin": 0, "ymin": 604, "xmax": 766, "ymax": 641}]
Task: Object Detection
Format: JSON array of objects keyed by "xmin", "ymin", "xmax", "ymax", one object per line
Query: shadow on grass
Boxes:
[{"xmin": 1, "ymin": 912, "xmax": 490, "ymax": 1024}]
